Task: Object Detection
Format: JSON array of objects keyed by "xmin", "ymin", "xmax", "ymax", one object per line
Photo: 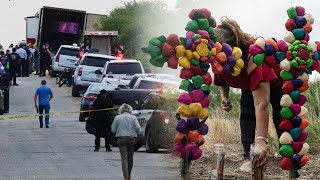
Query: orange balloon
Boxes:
[
  {"xmin": 215, "ymin": 42, "xmax": 222, "ymax": 54},
  {"xmin": 299, "ymin": 118, "xmax": 310, "ymax": 130},
  {"xmin": 298, "ymin": 82, "xmax": 309, "ymax": 93},
  {"xmin": 300, "ymin": 155, "xmax": 309, "ymax": 167},
  {"xmin": 303, "ymin": 22, "xmax": 313, "ymax": 33},
  {"xmin": 211, "ymin": 61, "xmax": 223, "ymax": 74},
  {"xmin": 188, "ymin": 130, "xmax": 200, "ymax": 143},
  {"xmin": 197, "ymin": 135, "xmax": 205, "ymax": 144},
  {"xmin": 215, "ymin": 52, "xmax": 227, "ymax": 63},
  {"xmin": 174, "ymin": 132, "xmax": 186, "ymax": 144}
]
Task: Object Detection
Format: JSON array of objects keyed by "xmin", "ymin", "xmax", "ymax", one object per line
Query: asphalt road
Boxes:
[{"xmin": 0, "ymin": 75, "xmax": 179, "ymax": 180}]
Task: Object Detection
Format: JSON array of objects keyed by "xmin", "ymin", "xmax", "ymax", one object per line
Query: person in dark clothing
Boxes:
[
  {"xmin": 33, "ymin": 47, "xmax": 40, "ymax": 75},
  {"xmin": 0, "ymin": 58, "xmax": 11, "ymax": 113},
  {"xmin": 39, "ymin": 44, "xmax": 51, "ymax": 77},
  {"xmin": 92, "ymin": 89, "xmax": 113, "ymax": 152},
  {"xmin": 7, "ymin": 48, "xmax": 20, "ymax": 86}
]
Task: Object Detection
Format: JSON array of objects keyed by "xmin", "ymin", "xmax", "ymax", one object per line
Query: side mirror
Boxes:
[
  {"xmin": 145, "ymin": 69, "xmax": 151, "ymax": 73},
  {"xmin": 94, "ymin": 70, "xmax": 102, "ymax": 75},
  {"xmin": 117, "ymin": 84, "xmax": 127, "ymax": 89},
  {"xmin": 75, "ymin": 61, "xmax": 79, "ymax": 66}
]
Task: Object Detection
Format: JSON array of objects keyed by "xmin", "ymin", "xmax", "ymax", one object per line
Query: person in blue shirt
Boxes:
[{"xmin": 34, "ymin": 80, "xmax": 53, "ymax": 128}]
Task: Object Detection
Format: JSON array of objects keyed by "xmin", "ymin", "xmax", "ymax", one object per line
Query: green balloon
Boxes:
[
  {"xmin": 291, "ymin": 60, "xmax": 299, "ymax": 68},
  {"xmin": 280, "ymin": 70, "xmax": 294, "ymax": 81},
  {"xmin": 306, "ymin": 59, "xmax": 314, "ymax": 68},
  {"xmin": 185, "ymin": 20, "xmax": 200, "ymax": 33},
  {"xmin": 281, "ymin": 107, "xmax": 294, "ymax": 119},
  {"xmin": 180, "ymin": 80, "xmax": 191, "ymax": 92},
  {"xmin": 288, "ymin": 44, "xmax": 294, "ymax": 51},
  {"xmin": 253, "ymin": 53, "xmax": 265, "ymax": 66},
  {"xmin": 280, "ymin": 144, "xmax": 294, "ymax": 157},
  {"xmin": 191, "ymin": 58, "xmax": 200, "ymax": 66},
  {"xmin": 192, "ymin": 75, "xmax": 204, "ymax": 88},
  {"xmin": 198, "ymin": 18, "xmax": 210, "ymax": 30}
]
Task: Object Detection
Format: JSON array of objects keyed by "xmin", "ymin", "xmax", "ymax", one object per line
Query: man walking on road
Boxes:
[
  {"xmin": 91, "ymin": 89, "xmax": 113, "ymax": 152},
  {"xmin": 16, "ymin": 44, "xmax": 27, "ymax": 77},
  {"xmin": 34, "ymin": 80, "xmax": 53, "ymax": 128},
  {"xmin": 7, "ymin": 48, "xmax": 20, "ymax": 86}
]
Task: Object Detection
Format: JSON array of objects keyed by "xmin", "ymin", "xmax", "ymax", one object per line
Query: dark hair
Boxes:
[
  {"xmin": 10, "ymin": 44, "xmax": 13, "ymax": 47},
  {"xmin": 12, "ymin": 48, "xmax": 16, "ymax": 52},
  {"xmin": 19, "ymin": 44, "xmax": 23, "ymax": 48},
  {"xmin": 41, "ymin": 80, "xmax": 46, "ymax": 85},
  {"xmin": 0, "ymin": 51, "xmax": 4, "ymax": 56},
  {"xmin": 215, "ymin": 17, "xmax": 255, "ymax": 53}
]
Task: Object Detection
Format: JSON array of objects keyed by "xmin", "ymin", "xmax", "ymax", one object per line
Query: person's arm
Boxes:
[
  {"xmin": 111, "ymin": 116, "xmax": 117, "ymax": 134},
  {"xmin": 49, "ymin": 89, "xmax": 53, "ymax": 101},
  {"xmin": 34, "ymin": 93, "xmax": 38, "ymax": 107},
  {"xmin": 219, "ymin": 86, "xmax": 232, "ymax": 112},
  {"xmin": 252, "ymin": 82, "xmax": 270, "ymax": 167}
]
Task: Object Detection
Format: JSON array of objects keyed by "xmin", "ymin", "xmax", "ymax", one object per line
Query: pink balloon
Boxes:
[
  {"xmin": 192, "ymin": 148, "xmax": 203, "ymax": 160},
  {"xmin": 172, "ymin": 143, "xmax": 186, "ymax": 158}
]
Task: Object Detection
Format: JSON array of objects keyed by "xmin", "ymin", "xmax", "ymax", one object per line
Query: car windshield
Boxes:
[
  {"xmin": 81, "ymin": 56, "xmax": 113, "ymax": 67},
  {"xmin": 59, "ymin": 47, "xmax": 79, "ymax": 56},
  {"xmin": 106, "ymin": 62, "xmax": 142, "ymax": 75},
  {"xmin": 137, "ymin": 80, "xmax": 178, "ymax": 89},
  {"xmin": 88, "ymin": 84, "xmax": 117, "ymax": 93}
]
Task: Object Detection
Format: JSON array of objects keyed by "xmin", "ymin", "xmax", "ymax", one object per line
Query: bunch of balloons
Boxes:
[
  {"xmin": 250, "ymin": 6, "xmax": 320, "ymax": 178},
  {"xmin": 144, "ymin": 9, "xmax": 243, "ymax": 163}
]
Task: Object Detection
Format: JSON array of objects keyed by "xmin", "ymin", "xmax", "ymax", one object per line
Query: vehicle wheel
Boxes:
[
  {"xmin": 72, "ymin": 85, "xmax": 80, "ymax": 97},
  {"xmin": 145, "ymin": 130, "xmax": 159, "ymax": 153},
  {"xmin": 50, "ymin": 70, "xmax": 57, "ymax": 77},
  {"xmin": 79, "ymin": 113, "xmax": 85, "ymax": 122},
  {"xmin": 134, "ymin": 144, "xmax": 143, "ymax": 151}
]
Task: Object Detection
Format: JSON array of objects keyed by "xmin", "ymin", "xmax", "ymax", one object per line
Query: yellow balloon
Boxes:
[
  {"xmin": 176, "ymin": 45, "xmax": 186, "ymax": 58},
  {"xmin": 198, "ymin": 108, "xmax": 209, "ymax": 119},
  {"xmin": 193, "ymin": 51, "xmax": 200, "ymax": 60},
  {"xmin": 189, "ymin": 103, "xmax": 202, "ymax": 116},
  {"xmin": 231, "ymin": 66, "xmax": 241, "ymax": 76},
  {"xmin": 185, "ymin": 50, "xmax": 193, "ymax": 60},
  {"xmin": 177, "ymin": 105, "xmax": 191, "ymax": 117},
  {"xmin": 178, "ymin": 56, "xmax": 191, "ymax": 68},
  {"xmin": 232, "ymin": 47, "xmax": 242, "ymax": 60},
  {"xmin": 236, "ymin": 59, "xmax": 244, "ymax": 69}
]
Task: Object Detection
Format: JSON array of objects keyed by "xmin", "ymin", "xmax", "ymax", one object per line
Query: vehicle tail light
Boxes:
[
  {"xmin": 84, "ymin": 95, "xmax": 96, "ymax": 102},
  {"xmin": 160, "ymin": 112, "xmax": 170, "ymax": 124},
  {"xmin": 78, "ymin": 67, "xmax": 83, "ymax": 76},
  {"xmin": 115, "ymin": 54, "xmax": 123, "ymax": 60},
  {"xmin": 55, "ymin": 54, "xmax": 60, "ymax": 62}
]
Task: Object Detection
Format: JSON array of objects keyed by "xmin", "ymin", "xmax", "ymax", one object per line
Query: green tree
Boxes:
[{"xmin": 97, "ymin": 1, "xmax": 171, "ymax": 58}]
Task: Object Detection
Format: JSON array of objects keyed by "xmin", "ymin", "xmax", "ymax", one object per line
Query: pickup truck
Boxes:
[{"xmin": 85, "ymin": 87, "xmax": 177, "ymax": 153}]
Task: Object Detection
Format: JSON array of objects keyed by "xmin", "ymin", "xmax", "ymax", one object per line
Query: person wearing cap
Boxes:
[{"xmin": 91, "ymin": 89, "xmax": 113, "ymax": 152}]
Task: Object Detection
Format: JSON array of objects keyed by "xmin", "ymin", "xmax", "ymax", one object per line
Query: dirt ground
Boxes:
[{"xmin": 167, "ymin": 144, "xmax": 320, "ymax": 180}]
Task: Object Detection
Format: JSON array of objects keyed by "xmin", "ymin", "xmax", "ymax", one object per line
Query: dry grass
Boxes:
[{"xmin": 203, "ymin": 114, "xmax": 279, "ymax": 154}]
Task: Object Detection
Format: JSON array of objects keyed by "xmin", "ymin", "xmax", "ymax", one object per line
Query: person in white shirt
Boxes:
[
  {"xmin": 111, "ymin": 104, "xmax": 141, "ymax": 180},
  {"xmin": 8, "ymin": 44, "xmax": 14, "ymax": 54},
  {"xmin": 16, "ymin": 44, "xmax": 27, "ymax": 77}
]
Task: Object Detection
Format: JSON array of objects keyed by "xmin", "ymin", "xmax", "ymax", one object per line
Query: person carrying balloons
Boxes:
[{"xmin": 213, "ymin": 17, "xmax": 284, "ymax": 170}]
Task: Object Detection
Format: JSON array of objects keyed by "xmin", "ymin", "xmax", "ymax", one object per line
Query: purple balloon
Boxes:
[
  {"xmin": 292, "ymin": 79, "xmax": 304, "ymax": 89},
  {"xmin": 265, "ymin": 43, "xmax": 276, "ymax": 56},
  {"xmin": 187, "ymin": 116, "xmax": 200, "ymax": 131},
  {"xmin": 198, "ymin": 123, "xmax": 208, "ymax": 135},
  {"xmin": 222, "ymin": 63, "xmax": 231, "ymax": 73},
  {"xmin": 194, "ymin": 39, "xmax": 201, "ymax": 45},
  {"xmin": 209, "ymin": 39, "xmax": 215, "ymax": 48},
  {"xmin": 291, "ymin": 116, "xmax": 302, "ymax": 127},
  {"xmin": 295, "ymin": 16, "xmax": 307, "ymax": 28},
  {"xmin": 176, "ymin": 120, "xmax": 188, "ymax": 134},
  {"xmin": 226, "ymin": 56, "xmax": 236, "ymax": 67},
  {"xmin": 207, "ymin": 43, "xmax": 213, "ymax": 50},
  {"xmin": 222, "ymin": 43, "xmax": 232, "ymax": 56},
  {"xmin": 292, "ymin": 154, "xmax": 301, "ymax": 162},
  {"xmin": 186, "ymin": 39, "xmax": 193, "ymax": 50}
]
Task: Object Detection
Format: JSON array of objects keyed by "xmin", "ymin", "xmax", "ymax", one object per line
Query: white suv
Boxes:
[
  {"xmin": 99, "ymin": 59, "xmax": 146, "ymax": 86},
  {"xmin": 72, "ymin": 53, "xmax": 115, "ymax": 97},
  {"xmin": 52, "ymin": 44, "xmax": 80, "ymax": 76}
]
